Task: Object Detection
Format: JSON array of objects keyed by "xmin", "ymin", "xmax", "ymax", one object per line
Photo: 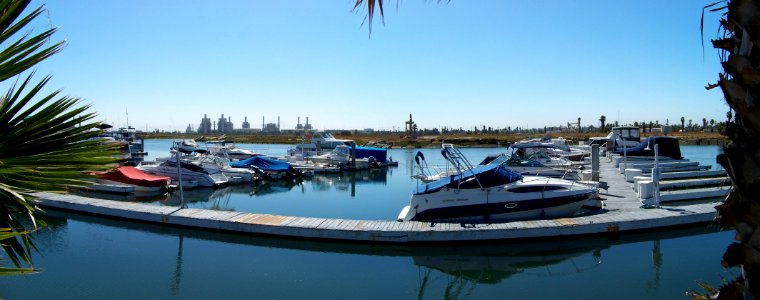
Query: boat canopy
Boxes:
[
  {"xmin": 230, "ymin": 156, "xmax": 294, "ymax": 172},
  {"xmin": 613, "ymin": 136, "xmax": 682, "ymax": 159},
  {"xmin": 415, "ymin": 164, "xmax": 523, "ymax": 195},
  {"xmin": 354, "ymin": 146, "xmax": 387, "ymax": 163},
  {"xmin": 90, "ymin": 166, "xmax": 170, "ymax": 187}
]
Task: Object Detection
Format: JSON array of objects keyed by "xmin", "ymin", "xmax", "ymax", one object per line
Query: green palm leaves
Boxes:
[{"xmin": 0, "ymin": 0, "xmax": 119, "ymax": 274}]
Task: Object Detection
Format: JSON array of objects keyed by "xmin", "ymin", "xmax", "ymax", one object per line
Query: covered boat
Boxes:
[
  {"xmin": 612, "ymin": 136, "xmax": 682, "ymax": 159},
  {"xmin": 230, "ymin": 156, "xmax": 302, "ymax": 179},
  {"xmin": 85, "ymin": 166, "xmax": 170, "ymax": 193}
]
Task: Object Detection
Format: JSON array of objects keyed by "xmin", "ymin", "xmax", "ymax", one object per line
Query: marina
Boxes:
[
  {"xmin": 30, "ymin": 142, "xmax": 725, "ymax": 243},
  {"xmin": 0, "ymin": 2, "xmax": 743, "ymax": 298},
  {"xmin": 4, "ymin": 142, "xmax": 734, "ymax": 299}
]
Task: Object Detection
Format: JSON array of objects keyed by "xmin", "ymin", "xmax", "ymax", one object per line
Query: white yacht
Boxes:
[
  {"xmin": 306, "ymin": 145, "xmax": 379, "ymax": 170},
  {"xmin": 204, "ymin": 140, "xmax": 259, "ymax": 161},
  {"xmin": 166, "ymin": 141, "xmax": 259, "ymax": 183},
  {"xmin": 287, "ymin": 132, "xmax": 354, "ymax": 156},
  {"xmin": 138, "ymin": 159, "xmax": 228, "ymax": 187},
  {"xmin": 398, "ymin": 144, "xmax": 597, "ymax": 223}
]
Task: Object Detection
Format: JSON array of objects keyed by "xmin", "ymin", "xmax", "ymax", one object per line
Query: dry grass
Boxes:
[{"xmin": 139, "ymin": 130, "xmax": 727, "ymax": 147}]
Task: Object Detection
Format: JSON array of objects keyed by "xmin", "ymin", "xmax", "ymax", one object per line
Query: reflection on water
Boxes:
[
  {"xmin": 14, "ymin": 210, "xmax": 733, "ymax": 299},
  {"xmin": 77, "ymin": 167, "xmax": 396, "ymax": 216}
]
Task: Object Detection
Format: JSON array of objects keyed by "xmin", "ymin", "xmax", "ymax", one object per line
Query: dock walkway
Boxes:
[{"xmin": 31, "ymin": 157, "xmax": 720, "ymax": 243}]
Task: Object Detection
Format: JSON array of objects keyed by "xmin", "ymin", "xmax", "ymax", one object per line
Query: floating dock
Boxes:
[{"xmin": 31, "ymin": 155, "xmax": 722, "ymax": 244}]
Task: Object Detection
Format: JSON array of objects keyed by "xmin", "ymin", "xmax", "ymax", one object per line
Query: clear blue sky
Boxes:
[{"xmin": 25, "ymin": 0, "xmax": 726, "ymax": 132}]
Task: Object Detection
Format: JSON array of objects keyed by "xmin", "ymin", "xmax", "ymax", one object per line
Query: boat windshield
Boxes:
[
  {"xmin": 612, "ymin": 127, "xmax": 640, "ymax": 142},
  {"xmin": 315, "ymin": 132, "xmax": 335, "ymax": 140}
]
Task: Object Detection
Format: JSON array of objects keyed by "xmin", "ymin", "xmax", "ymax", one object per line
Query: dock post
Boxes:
[
  {"xmin": 351, "ymin": 142, "xmax": 357, "ymax": 169},
  {"xmin": 175, "ymin": 149, "xmax": 185, "ymax": 208},
  {"xmin": 591, "ymin": 144, "xmax": 600, "ymax": 181},
  {"xmin": 652, "ymin": 144, "xmax": 660, "ymax": 208}
]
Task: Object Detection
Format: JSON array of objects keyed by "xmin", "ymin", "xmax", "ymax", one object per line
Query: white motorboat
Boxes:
[
  {"xmin": 481, "ymin": 151, "xmax": 581, "ymax": 180},
  {"xmin": 167, "ymin": 142, "xmax": 259, "ymax": 183},
  {"xmin": 287, "ymin": 131, "xmax": 354, "ymax": 156},
  {"xmin": 96, "ymin": 125, "xmax": 148, "ymax": 166},
  {"xmin": 583, "ymin": 126, "xmax": 641, "ymax": 153},
  {"xmin": 306, "ymin": 145, "xmax": 379, "ymax": 170},
  {"xmin": 204, "ymin": 140, "xmax": 260, "ymax": 161},
  {"xmin": 138, "ymin": 159, "xmax": 228, "ymax": 187},
  {"xmin": 398, "ymin": 144, "xmax": 597, "ymax": 223}
]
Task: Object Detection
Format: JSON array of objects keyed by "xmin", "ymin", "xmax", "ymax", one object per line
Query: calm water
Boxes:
[
  {"xmin": 0, "ymin": 141, "xmax": 734, "ymax": 299},
  {"xmin": 116, "ymin": 140, "xmax": 724, "ymax": 221}
]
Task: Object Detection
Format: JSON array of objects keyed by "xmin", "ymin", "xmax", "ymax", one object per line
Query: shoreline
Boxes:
[{"xmin": 135, "ymin": 132, "xmax": 730, "ymax": 148}]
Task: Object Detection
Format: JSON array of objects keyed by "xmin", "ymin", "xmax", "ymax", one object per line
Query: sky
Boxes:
[{"xmin": 16, "ymin": 0, "xmax": 728, "ymax": 132}]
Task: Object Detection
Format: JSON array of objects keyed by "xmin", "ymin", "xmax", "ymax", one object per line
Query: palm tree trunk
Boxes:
[{"xmin": 706, "ymin": 0, "xmax": 760, "ymax": 298}]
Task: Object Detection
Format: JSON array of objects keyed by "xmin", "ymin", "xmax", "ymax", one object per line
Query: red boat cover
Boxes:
[{"xmin": 94, "ymin": 166, "xmax": 170, "ymax": 187}]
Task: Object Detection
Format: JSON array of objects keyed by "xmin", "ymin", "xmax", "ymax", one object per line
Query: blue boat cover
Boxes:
[
  {"xmin": 354, "ymin": 146, "xmax": 387, "ymax": 163},
  {"xmin": 230, "ymin": 156, "xmax": 294, "ymax": 172},
  {"xmin": 613, "ymin": 136, "xmax": 682, "ymax": 159},
  {"xmin": 415, "ymin": 164, "xmax": 523, "ymax": 195}
]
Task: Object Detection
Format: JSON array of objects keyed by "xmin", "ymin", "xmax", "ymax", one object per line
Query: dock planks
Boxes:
[{"xmin": 30, "ymin": 156, "xmax": 719, "ymax": 243}]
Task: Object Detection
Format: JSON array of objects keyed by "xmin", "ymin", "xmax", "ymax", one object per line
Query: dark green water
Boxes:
[{"xmin": 0, "ymin": 142, "xmax": 734, "ymax": 299}]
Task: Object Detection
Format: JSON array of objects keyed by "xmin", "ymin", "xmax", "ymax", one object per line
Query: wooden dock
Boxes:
[{"xmin": 30, "ymin": 157, "xmax": 720, "ymax": 244}]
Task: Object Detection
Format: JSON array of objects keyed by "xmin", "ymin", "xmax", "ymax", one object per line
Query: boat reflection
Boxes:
[
  {"xmin": 37, "ymin": 210, "xmax": 720, "ymax": 298},
  {"xmin": 308, "ymin": 169, "xmax": 388, "ymax": 196},
  {"xmin": 160, "ymin": 169, "xmax": 390, "ymax": 206}
]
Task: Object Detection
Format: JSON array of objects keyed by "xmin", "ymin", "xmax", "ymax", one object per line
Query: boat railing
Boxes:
[{"xmin": 441, "ymin": 144, "xmax": 482, "ymax": 189}]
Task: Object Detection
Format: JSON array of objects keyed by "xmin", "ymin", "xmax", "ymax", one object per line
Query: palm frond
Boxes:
[{"xmin": 0, "ymin": 0, "xmax": 120, "ymax": 270}]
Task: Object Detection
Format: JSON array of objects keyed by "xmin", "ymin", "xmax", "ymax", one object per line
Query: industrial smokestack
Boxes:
[
  {"xmin": 278, "ymin": 116, "xmax": 280, "ymax": 130},
  {"xmin": 298, "ymin": 116, "xmax": 300, "ymax": 125},
  {"xmin": 262, "ymin": 116, "xmax": 265, "ymax": 130}
]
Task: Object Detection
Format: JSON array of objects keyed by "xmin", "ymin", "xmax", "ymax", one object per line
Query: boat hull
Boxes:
[
  {"xmin": 406, "ymin": 192, "xmax": 592, "ymax": 223},
  {"xmin": 138, "ymin": 165, "xmax": 227, "ymax": 187},
  {"xmin": 97, "ymin": 179, "xmax": 164, "ymax": 193},
  {"xmin": 403, "ymin": 177, "xmax": 597, "ymax": 223}
]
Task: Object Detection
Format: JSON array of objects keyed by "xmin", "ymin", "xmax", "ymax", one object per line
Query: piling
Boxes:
[{"xmin": 591, "ymin": 144, "xmax": 600, "ymax": 181}]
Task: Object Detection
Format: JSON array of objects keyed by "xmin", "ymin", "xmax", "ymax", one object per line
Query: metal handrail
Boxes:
[{"xmin": 441, "ymin": 144, "xmax": 483, "ymax": 189}]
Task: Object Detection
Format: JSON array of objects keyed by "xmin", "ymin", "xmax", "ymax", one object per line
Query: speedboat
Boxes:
[
  {"xmin": 501, "ymin": 157, "xmax": 578, "ymax": 180},
  {"xmin": 96, "ymin": 125, "xmax": 148, "ymax": 166},
  {"xmin": 230, "ymin": 155, "xmax": 302, "ymax": 180},
  {"xmin": 480, "ymin": 153, "xmax": 580, "ymax": 180},
  {"xmin": 515, "ymin": 138, "xmax": 590, "ymax": 161},
  {"xmin": 138, "ymin": 159, "xmax": 228, "ymax": 187},
  {"xmin": 307, "ymin": 145, "xmax": 380, "ymax": 170},
  {"xmin": 398, "ymin": 144, "xmax": 597, "ymax": 223},
  {"xmin": 85, "ymin": 166, "xmax": 171, "ymax": 194},
  {"xmin": 166, "ymin": 141, "xmax": 259, "ymax": 183},
  {"xmin": 287, "ymin": 131, "xmax": 355, "ymax": 156},
  {"xmin": 204, "ymin": 140, "xmax": 260, "ymax": 161}
]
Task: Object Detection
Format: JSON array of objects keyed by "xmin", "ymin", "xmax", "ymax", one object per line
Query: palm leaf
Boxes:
[
  {"xmin": 0, "ymin": 0, "xmax": 120, "ymax": 270},
  {"xmin": 0, "ymin": 267, "xmax": 37, "ymax": 276}
]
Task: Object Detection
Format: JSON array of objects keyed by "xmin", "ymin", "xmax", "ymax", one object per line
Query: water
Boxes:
[
  {"xmin": 0, "ymin": 212, "xmax": 736, "ymax": 299},
  {"xmin": 130, "ymin": 140, "xmax": 725, "ymax": 221},
  {"xmin": 0, "ymin": 142, "xmax": 733, "ymax": 299}
]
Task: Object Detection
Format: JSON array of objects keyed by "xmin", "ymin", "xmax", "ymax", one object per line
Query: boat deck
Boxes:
[{"xmin": 31, "ymin": 157, "xmax": 720, "ymax": 243}]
